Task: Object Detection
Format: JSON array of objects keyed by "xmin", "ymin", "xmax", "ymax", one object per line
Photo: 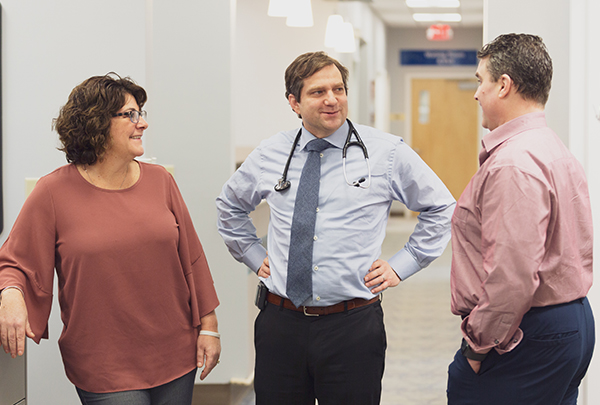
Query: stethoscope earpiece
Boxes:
[{"xmin": 352, "ymin": 178, "xmax": 366, "ymax": 187}]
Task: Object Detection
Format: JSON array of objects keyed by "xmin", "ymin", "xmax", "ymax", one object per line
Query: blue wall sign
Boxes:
[{"xmin": 400, "ymin": 50, "xmax": 478, "ymax": 66}]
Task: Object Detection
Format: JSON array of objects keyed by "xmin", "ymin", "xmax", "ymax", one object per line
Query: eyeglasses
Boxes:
[{"xmin": 112, "ymin": 110, "xmax": 147, "ymax": 124}]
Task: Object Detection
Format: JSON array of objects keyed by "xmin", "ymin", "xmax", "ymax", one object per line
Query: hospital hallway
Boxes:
[{"xmin": 234, "ymin": 215, "xmax": 461, "ymax": 405}]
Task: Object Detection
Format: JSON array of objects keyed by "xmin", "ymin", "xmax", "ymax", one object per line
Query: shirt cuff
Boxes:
[
  {"xmin": 461, "ymin": 318, "xmax": 524, "ymax": 354},
  {"xmin": 387, "ymin": 248, "xmax": 421, "ymax": 280},
  {"xmin": 495, "ymin": 328, "xmax": 523, "ymax": 354},
  {"xmin": 242, "ymin": 243, "xmax": 268, "ymax": 273}
]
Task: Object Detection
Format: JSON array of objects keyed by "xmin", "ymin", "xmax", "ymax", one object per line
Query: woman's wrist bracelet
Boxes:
[{"xmin": 199, "ymin": 330, "xmax": 221, "ymax": 339}]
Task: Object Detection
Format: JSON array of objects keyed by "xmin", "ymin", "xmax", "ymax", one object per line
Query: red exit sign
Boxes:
[{"xmin": 427, "ymin": 24, "xmax": 454, "ymax": 41}]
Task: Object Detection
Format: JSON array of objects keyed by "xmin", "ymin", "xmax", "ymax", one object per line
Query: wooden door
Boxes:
[{"xmin": 411, "ymin": 78, "xmax": 479, "ymax": 200}]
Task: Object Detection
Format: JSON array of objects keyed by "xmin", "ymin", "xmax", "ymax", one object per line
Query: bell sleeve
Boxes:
[
  {"xmin": 0, "ymin": 178, "xmax": 57, "ymax": 343},
  {"xmin": 168, "ymin": 174, "xmax": 219, "ymax": 326}
]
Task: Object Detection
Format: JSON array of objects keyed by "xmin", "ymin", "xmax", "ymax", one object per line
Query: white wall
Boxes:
[
  {"xmin": 570, "ymin": 1, "xmax": 600, "ymax": 403},
  {"xmin": 485, "ymin": 0, "xmax": 570, "ymax": 145},
  {"xmin": 146, "ymin": 0, "xmax": 241, "ymax": 386}
]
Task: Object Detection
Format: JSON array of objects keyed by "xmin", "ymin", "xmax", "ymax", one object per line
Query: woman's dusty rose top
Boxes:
[{"xmin": 0, "ymin": 162, "xmax": 219, "ymax": 392}]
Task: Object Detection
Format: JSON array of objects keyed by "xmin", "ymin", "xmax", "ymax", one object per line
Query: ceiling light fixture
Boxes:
[
  {"xmin": 324, "ymin": 15, "xmax": 345, "ymax": 48},
  {"xmin": 406, "ymin": 0, "xmax": 460, "ymax": 7},
  {"xmin": 334, "ymin": 22, "xmax": 356, "ymax": 53},
  {"xmin": 412, "ymin": 13, "xmax": 462, "ymax": 22},
  {"xmin": 324, "ymin": 14, "xmax": 356, "ymax": 53}
]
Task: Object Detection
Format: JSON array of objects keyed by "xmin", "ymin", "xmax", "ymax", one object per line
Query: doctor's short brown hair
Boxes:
[{"xmin": 285, "ymin": 51, "xmax": 349, "ymax": 103}]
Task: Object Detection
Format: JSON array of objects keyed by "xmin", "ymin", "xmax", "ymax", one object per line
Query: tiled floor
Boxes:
[
  {"xmin": 240, "ymin": 216, "xmax": 461, "ymax": 405},
  {"xmin": 380, "ymin": 217, "xmax": 462, "ymax": 404}
]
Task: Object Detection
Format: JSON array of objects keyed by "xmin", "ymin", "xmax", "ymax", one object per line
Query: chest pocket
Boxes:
[{"xmin": 324, "ymin": 160, "xmax": 389, "ymax": 226}]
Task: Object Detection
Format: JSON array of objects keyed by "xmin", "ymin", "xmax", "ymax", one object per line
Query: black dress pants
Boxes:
[{"xmin": 254, "ymin": 299, "xmax": 386, "ymax": 405}]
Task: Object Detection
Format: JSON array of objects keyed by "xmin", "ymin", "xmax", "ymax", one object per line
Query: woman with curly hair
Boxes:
[{"xmin": 0, "ymin": 73, "xmax": 220, "ymax": 404}]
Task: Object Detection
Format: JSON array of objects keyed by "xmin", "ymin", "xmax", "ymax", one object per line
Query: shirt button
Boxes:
[
  {"xmin": 313, "ymin": 236, "xmax": 318, "ymax": 241},
  {"xmin": 316, "ymin": 296, "xmax": 321, "ymax": 301},
  {"xmin": 314, "ymin": 266, "xmax": 319, "ymax": 271},
  {"xmin": 316, "ymin": 207, "xmax": 320, "ymax": 212},
  {"xmin": 320, "ymin": 153, "xmax": 324, "ymax": 158},
  {"xmin": 494, "ymin": 339, "xmax": 500, "ymax": 345}
]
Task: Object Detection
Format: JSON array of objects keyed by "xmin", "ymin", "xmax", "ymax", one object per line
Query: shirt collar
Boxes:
[
  {"xmin": 482, "ymin": 111, "xmax": 547, "ymax": 155},
  {"xmin": 298, "ymin": 120, "xmax": 349, "ymax": 151}
]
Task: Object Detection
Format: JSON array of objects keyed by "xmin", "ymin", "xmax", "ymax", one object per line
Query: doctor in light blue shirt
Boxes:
[{"xmin": 216, "ymin": 51, "xmax": 455, "ymax": 405}]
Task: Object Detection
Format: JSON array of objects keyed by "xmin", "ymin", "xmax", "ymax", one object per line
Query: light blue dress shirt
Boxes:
[{"xmin": 216, "ymin": 121, "xmax": 455, "ymax": 306}]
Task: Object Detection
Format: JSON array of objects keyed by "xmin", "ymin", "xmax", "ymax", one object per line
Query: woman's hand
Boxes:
[
  {"xmin": 0, "ymin": 288, "xmax": 35, "ymax": 358},
  {"xmin": 197, "ymin": 311, "xmax": 221, "ymax": 380}
]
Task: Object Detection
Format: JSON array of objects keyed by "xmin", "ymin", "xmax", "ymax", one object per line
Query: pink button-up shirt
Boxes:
[{"xmin": 451, "ymin": 112, "xmax": 593, "ymax": 354}]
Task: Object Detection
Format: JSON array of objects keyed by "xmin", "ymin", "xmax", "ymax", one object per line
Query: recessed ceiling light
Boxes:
[
  {"xmin": 406, "ymin": 0, "xmax": 460, "ymax": 8},
  {"xmin": 412, "ymin": 13, "xmax": 462, "ymax": 22}
]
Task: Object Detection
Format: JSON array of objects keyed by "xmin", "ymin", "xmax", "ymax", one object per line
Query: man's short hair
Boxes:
[
  {"xmin": 285, "ymin": 51, "xmax": 349, "ymax": 103},
  {"xmin": 478, "ymin": 33, "xmax": 553, "ymax": 106}
]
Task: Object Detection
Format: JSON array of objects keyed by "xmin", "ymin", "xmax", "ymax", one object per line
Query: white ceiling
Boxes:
[{"xmin": 361, "ymin": 0, "xmax": 484, "ymax": 28}]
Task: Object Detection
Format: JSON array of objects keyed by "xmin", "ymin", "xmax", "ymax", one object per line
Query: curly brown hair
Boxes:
[{"xmin": 54, "ymin": 73, "xmax": 147, "ymax": 165}]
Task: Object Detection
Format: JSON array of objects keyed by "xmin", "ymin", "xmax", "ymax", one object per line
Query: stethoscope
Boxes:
[{"xmin": 274, "ymin": 119, "xmax": 371, "ymax": 192}]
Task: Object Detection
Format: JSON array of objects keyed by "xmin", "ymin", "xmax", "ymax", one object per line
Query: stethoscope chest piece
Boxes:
[{"xmin": 274, "ymin": 178, "xmax": 291, "ymax": 192}]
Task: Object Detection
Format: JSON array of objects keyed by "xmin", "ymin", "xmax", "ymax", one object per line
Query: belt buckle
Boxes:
[{"xmin": 303, "ymin": 306, "xmax": 319, "ymax": 317}]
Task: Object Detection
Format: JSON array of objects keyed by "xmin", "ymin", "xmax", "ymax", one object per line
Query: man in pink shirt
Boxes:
[{"xmin": 447, "ymin": 33, "xmax": 595, "ymax": 405}]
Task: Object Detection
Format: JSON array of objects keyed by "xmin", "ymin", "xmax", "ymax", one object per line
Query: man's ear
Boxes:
[
  {"xmin": 288, "ymin": 94, "xmax": 300, "ymax": 115},
  {"xmin": 498, "ymin": 74, "xmax": 513, "ymax": 99}
]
